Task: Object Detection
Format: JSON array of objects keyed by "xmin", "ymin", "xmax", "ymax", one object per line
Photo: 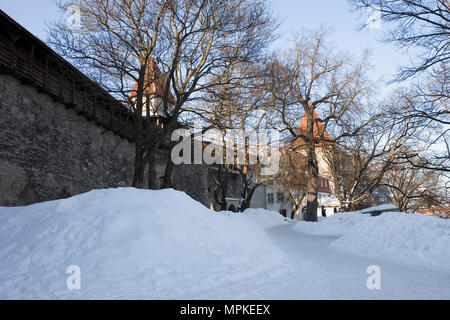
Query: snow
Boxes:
[
  {"xmin": 294, "ymin": 210, "xmax": 374, "ymax": 236},
  {"xmin": 0, "ymin": 188, "xmax": 449, "ymax": 299},
  {"xmin": 318, "ymin": 195, "xmax": 340, "ymax": 207},
  {"xmin": 293, "ymin": 210, "xmax": 450, "ymax": 271},
  {"xmin": 0, "ymin": 188, "xmax": 291, "ymax": 299},
  {"xmin": 331, "ymin": 212, "xmax": 450, "ymax": 271},
  {"xmin": 359, "ymin": 204, "xmax": 399, "ymax": 213}
]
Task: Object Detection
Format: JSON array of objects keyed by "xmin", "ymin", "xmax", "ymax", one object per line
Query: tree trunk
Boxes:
[
  {"xmin": 213, "ymin": 166, "xmax": 229, "ymax": 211},
  {"xmin": 132, "ymin": 146, "xmax": 146, "ymax": 189},
  {"xmin": 239, "ymin": 185, "xmax": 259, "ymax": 212},
  {"xmin": 132, "ymin": 167, "xmax": 146, "ymax": 188},
  {"xmin": 131, "ymin": 65, "xmax": 147, "ymax": 189},
  {"xmin": 305, "ymin": 177, "xmax": 318, "ymax": 222},
  {"xmin": 148, "ymin": 152, "xmax": 159, "ymax": 190},
  {"xmin": 161, "ymin": 154, "xmax": 174, "ymax": 189},
  {"xmin": 220, "ymin": 179, "xmax": 228, "ymax": 211},
  {"xmin": 291, "ymin": 202, "xmax": 299, "ymax": 220},
  {"xmin": 305, "ymin": 109, "xmax": 319, "ymax": 222}
]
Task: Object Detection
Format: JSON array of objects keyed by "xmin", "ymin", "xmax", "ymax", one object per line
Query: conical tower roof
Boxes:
[
  {"xmin": 293, "ymin": 110, "xmax": 332, "ymax": 148},
  {"xmin": 130, "ymin": 58, "xmax": 176, "ymax": 105}
]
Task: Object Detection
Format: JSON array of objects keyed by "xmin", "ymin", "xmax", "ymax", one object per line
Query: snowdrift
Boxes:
[
  {"xmin": 329, "ymin": 212, "xmax": 450, "ymax": 271},
  {"xmin": 294, "ymin": 210, "xmax": 450, "ymax": 271},
  {"xmin": 358, "ymin": 204, "xmax": 399, "ymax": 214},
  {"xmin": 0, "ymin": 188, "xmax": 448, "ymax": 299},
  {"xmin": 0, "ymin": 188, "xmax": 291, "ymax": 299}
]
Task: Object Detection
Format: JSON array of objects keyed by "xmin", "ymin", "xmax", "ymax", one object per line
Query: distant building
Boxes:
[
  {"xmin": 371, "ymin": 186, "xmax": 393, "ymax": 206},
  {"xmin": 262, "ymin": 111, "xmax": 340, "ymax": 219}
]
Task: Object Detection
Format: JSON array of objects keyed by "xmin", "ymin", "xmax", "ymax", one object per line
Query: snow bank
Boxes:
[
  {"xmin": 294, "ymin": 211, "xmax": 372, "ymax": 236},
  {"xmin": 233, "ymin": 207, "xmax": 449, "ymax": 272},
  {"xmin": 359, "ymin": 204, "xmax": 399, "ymax": 213},
  {"xmin": 291, "ymin": 209, "xmax": 450, "ymax": 271},
  {"xmin": 330, "ymin": 212, "xmax": 450, "ymax": 271},
  {"xmin": 241, "ymin": 208, "xmax": 286, "ymax": 227},
  {"xmin": 1, "ymin": 188, "xmax": 448, "ymax": 299},
  {"xmin": 0, "ymin": 188, "xmax": 292, "ymax": 299}
]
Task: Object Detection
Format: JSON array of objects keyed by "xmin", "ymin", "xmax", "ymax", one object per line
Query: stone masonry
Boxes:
[
  {"xmin": 0, "ymin": 74, "xmax": 135, "ymax": 206},
  {"xmin": 0, "ymin": 74, "xmax": 215, "ymax": 207}
]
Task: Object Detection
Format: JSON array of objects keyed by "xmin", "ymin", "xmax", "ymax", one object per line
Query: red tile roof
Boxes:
[
  {"xmin": 129, "ymin": 58, "xmax": 176, "ymax": 105},
  {"xmin": 293, "ymin": 110, "xmax": 332, "ymax": 148}
]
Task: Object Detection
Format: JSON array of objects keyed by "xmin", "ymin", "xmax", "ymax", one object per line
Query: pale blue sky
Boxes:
[{"xmin": 0, "ymin": 0, "xmax": 409, "ymax": 93}]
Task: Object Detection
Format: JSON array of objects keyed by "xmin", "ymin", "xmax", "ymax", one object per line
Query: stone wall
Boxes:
[
  {"xmin": 0, "ymin": 74, "xmax": 135, "ymax": 206},
  {"xmin": 0, "ymin": 74, "xmax": 214, "ymax": 208},
  {"xmin": 251, "ymin": 185, "xmax": 267, "ymax": 210},
  {"xmin": 172, "ymin": 164, "xmax": 210, "ymax": 207},
  {"xmin": 0, "ymin": 73, "xmax": 265, "ymax": 209}
]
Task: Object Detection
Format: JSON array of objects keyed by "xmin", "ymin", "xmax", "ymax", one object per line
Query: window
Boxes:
[
  {"xmin": 267, "ymin": 193, "xmax": 274, "ymax": 204},
  {"xmin": 277, "ymin": 192, "xmax": 284, "ymax": 203}
]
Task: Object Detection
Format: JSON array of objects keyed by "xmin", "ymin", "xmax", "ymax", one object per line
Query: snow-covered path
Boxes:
[
  {"xmin": 264, "ymin": 223, "xmax": 450, "ymax": 299},
  {"xmin": 0, "ymin": 188, "xmax": 449, "ymax": 299}
]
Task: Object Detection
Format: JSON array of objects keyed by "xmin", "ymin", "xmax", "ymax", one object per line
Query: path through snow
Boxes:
[
  {"xmin": 264, "ymin": 223, "xmax": 450, "ymax": 299},
  {"xmin": 0, "ymin": 188, "xmax": 448, "ymax": 299}
]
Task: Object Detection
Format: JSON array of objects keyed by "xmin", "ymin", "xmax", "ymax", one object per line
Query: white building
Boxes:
[{"xmin": 262, "ymin": 110, "xmax": 340, "ymax": 220}]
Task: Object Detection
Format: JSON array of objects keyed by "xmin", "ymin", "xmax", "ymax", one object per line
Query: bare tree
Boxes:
[
  {"xmin": 196, "ymin": 58, "xmax": 276, "ymax": 211},
  {"xmin": 322, "ymin": 95, "xmax": 416, "ymax": 211},
  {"xmin": 268, "ymin": 29, "xmax": 373, "ymax": 221},
  {"xmin": 349, "ymin": 0, "xmax": 450, "ymax": 80},
  {"xmin": 390, "ymin": 78, "xmax": 450, "ymax": 173},
  {"xmin": 349, "ymin": 0, "xmax": 450, "ymax": 173},
  {"xmin": 48, "ymin": 0, "xmax": 168, "ymax": 188},
  {"xmin": 212, "ymin": 164, "xmax": 232, "ymax": 211},
  {"xmin": 271, "ymin": 146, "xmax": 308, "ymax": 219},
  {"xmin": 382, "ymin": 162, "xmax": 442, "ymax": 212},
  {"xmin": 48, "ymin": 0, "xmax": 275, "ymax": 188}
]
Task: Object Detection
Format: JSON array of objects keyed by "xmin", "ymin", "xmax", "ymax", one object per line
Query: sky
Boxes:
[{"xmin": 0, "ymin": 0, "xmax": 409, "ymax": 94}]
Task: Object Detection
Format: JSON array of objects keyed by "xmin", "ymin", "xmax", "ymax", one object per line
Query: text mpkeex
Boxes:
[
  {"xmin": 224, "ymin": 304, "xmax": 270, "ymax": 315},
  {"xmin": 179, "ymin": 304, "xmax": 271, "ymax": 317}
]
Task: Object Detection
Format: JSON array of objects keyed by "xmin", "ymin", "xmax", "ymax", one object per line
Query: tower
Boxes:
[
  {"xmin": 129, "ymin": 58, "xmax": 176, "ymax": 121},
  {"xmin": 293, "ymin": 110, "xmax": 337, "ymax": 213}
]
